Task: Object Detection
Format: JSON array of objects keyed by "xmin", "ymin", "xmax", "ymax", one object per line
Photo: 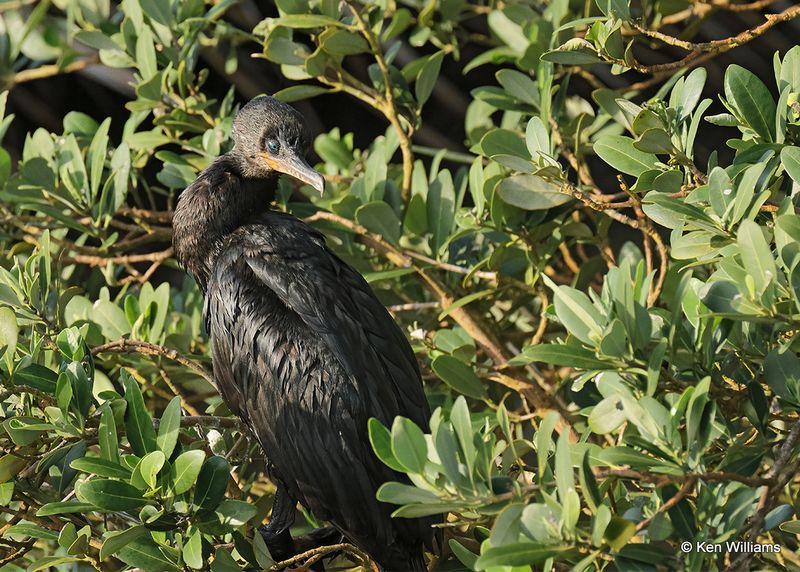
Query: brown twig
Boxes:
[
  {"xmin": 636, "ymin": 476, "xmax": 696, "ymax": 533},
  {"xmin": 158, "ymin": 367, "xmax": 201, "ymax": 417},
  {"xmin": 627, "ymin": 4, "xmax": 800, "ymax": 74},
  {"xmin": 91, "ymin": 339, "xmax": 214, "ymax": 385},
  {"xmin": 10, "ymin": 56, "xmax": 97, "ymax": 86},
  {"xmin": 67, "ymin": 248, "xmax": 173, "ymax": 268},
  {"xmin": 597, "ymin": 468, "xmax": 773, "ymax": 488},
  {"xmin": 151, "ymin": 415, "xmax": 242, "ymax": 430},
  {"xmin": 387, "ymin": 301, "xmax": 440, "ymax": 312},
  {"xmin": 268, "ymin": 542, "xmax": 374, "ymax": 571}
]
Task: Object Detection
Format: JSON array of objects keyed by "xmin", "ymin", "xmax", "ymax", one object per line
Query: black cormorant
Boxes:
[{"xmin": 173, "ymin": 96, "xmax": 436, "ymax": 571}]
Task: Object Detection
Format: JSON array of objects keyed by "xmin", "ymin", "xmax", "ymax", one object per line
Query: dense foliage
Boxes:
[{"xmin": 0, "ymin": 0, "xmax": 799, "ymax": 570}]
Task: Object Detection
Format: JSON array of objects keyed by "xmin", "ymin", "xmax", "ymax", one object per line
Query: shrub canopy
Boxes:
[{"xmin": 0, "ymin": 0, "xmax": 799, "ymax": 571}]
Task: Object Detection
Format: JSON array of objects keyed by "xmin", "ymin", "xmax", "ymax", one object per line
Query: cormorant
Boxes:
[{"xmin": 173, "ymin": 96, "xmax": 437, "ymax": 571}]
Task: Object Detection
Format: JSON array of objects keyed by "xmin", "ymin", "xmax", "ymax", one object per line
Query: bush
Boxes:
[{"xmin": 0, "ymin": 0, "xmax": 799, "ymax": 571}]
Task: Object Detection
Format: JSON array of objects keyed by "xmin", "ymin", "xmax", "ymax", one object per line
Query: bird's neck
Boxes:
[{"xmin": 172, "ymin": 154, "xmax": 271, "ymax": 291}]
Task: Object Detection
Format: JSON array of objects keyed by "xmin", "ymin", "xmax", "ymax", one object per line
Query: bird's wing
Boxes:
[{"xmin": 235, "ymin": 212, "xmax": 430, "ymax": 430}]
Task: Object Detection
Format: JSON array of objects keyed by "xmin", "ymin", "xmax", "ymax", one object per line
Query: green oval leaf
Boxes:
[{"xmin": 79, "ymin": 479, "xmax": 150, "ymax": 511}]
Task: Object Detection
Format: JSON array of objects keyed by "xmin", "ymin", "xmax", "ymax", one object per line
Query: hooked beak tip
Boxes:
[{"xmin": 311, "ymin": 173, "xmax": 325, "ymax": 195}]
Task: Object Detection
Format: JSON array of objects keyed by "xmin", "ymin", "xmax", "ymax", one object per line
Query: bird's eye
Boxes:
[{"xmin": 266, "ymin": 139, "xmax": 280, "ymax": 153}]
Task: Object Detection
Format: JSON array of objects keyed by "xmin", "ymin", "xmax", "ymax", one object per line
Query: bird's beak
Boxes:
[{"xmin": 261, "ymin": 152, "xmax": 325, "ymax": 195}]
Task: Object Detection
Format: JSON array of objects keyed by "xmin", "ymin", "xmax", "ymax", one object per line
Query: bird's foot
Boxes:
[
  {"xmin": 262, "ymin": 525, "xmax": 345, "ymax": 571},
  {"xmin": 293, "ymin": 525, "xmax": 344, "ymax": 553},
  {"xmin": 259, "ymin": 525, "xmax": 295, "ymax": 564}
]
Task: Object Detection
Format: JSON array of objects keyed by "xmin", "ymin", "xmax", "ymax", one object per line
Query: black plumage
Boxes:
[{"xmin": 173, "ymin": 96, "xmax": 436, "ymax": 571}]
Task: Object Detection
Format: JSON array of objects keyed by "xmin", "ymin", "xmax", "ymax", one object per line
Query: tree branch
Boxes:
[
  {"xmin": 10, "ymin": 56, "xmax": 97, "ymax": 86},
  {"xmin": 626, "ymin": 4, "xmax": 800, "ymax": 74},
  {"xmin": 91, "ymin": 339, "xmax": 214, "ymax": 386},
  {"xmin": 346, "ymin": 1, "xmax": 414, "ymax": 202}
]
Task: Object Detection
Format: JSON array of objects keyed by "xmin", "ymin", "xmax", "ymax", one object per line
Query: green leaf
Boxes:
[
  {"xmin": 391, "ymin": 417, "xmax": 428, "ymax": 473},
  {"xmin": 170, "ymin": 449, "xmax": 206, "ymax": 495},
  {"xmin": 132, "ymin": 451, "xmax": 166, "ymax": 490},
  {"xmin": 449, "ymin": 540, "xmax": 478, "ymax": 570},
  {"xmin": 273, "ymin": 85, "xmax": 331, "ymax": 103},
  {"xmin": 555, "ymin": 430, "xmax": 574, "ymax": 504},
  {"xmin": 475, "ymin": 544, "xmax": 571, "ymax": 570},
  {"xmin": 376, "ymin": 481, "xmax": 440, "ymax": 504},
  {"xmin": 738, "ymin": 219, "xmax": 778, "ymax": 294},
  {"xmin": 547, "ymin": 278, "xmax": 605, "ymax": 346},
  {"xmin": 320, "ymin": 29, "xmax": 368, "ymax": 55},
  {"xmin": 431, "ymin": 355, "xmax": 487, "ymax": 400},
  {"xmin": 416, "ymin": 51, "xmax": 444, "ymax": 107},
  {"xmin": 75, "ymin": 31, "xmax": 122, "ymax": 51},
  {"xmin": 70, "ymin": 457, "xmax": 132, "ymax": 479},
  {"xmin": 594, "ymin": 135, "xmax": 657, "ymax": 176},
  {"xmin": 525, "ymin": 117, "xmax": 549, "ymax": 158},
  {"xmin": 93, "ymin": 299, "xmax": 132, "ymax": 339},
  {"xmin": 724, "ymin": 64, "xmax": 776, "ymax": 141},
  {"xmin": 4, "ymin": 523, "xmax": 59, "ymax": 541},
  {"xmin": 216, "ymin": 499, "xmax": 257, "ymax": 526},
  {"xmin": 642, "ymin": 192, "xmax": 721, "ymax": 233},
  {"xmin": 194, "ymin": 456, "xmax": 231, "ymax": 510},
  {"xmin": 36, "ymin": 501, "xmax": 97, "ymax": 516},
  {"xmin": 99, "ymin": 403, "xmax": 120, "ymax": 464},
  {"xmin": 100, "ymin": 525, "xmax": 148, "ymax": 560},
  {"xmin": 634, "ymin": 128, "xmax": 673, "ymax": 154},
  {"xmin": 497, "ymin": 175, "xmax": 570, "ymax": 210},
  {"xmin": 368, "ymin": 418, "xmax": 406, "ymax": 472},
  {"xmin": 604, "ymin": 516, "xmax": 636, "ymax": 551},
  {"xmin": 595, "ymin": 0, "xmax": 630, "ymax": 20},
  {"xmin": 509, "ymin": 345, "xmax": 612, "ymax": 369},
  {"xmin": 677, "ymin": 67, "xmax": 707, "ymax": 121},
  {"xmin": 135, "ymin": 26, "xmax": 157, "ymax": 80},
  {"xmin": 184, "ymin": 528, "xmax": 204, "ymax": 569},
  {"xmin": 497, "ymin": 69, "xmax": 539, "ymax": 107},
  {"xmin": 355, "ymin": 202, "xmax": 402, "ymax": 244},
  {"xmin": 26, "ymin": 556, "xmax": 83, "ymax": 571},
  {"xmin": 588, "ymin": 396, "xmax": 626, "ymax": 434},
  {"xmin": 782, "ymin": 146, "xmax": 800, "ymax": 184},
  {"xmin": 157, "ymin": 397, "xmax": 181, "ymax": 458},
  {"xmin": 79, "ymin": 479, "xmax": 149, "ymax": 511},
  {"xmin": 87, "ymin": 118, "xmax": 110, "ymax": 201},
  {"xmin": 140, "ymin": 0, "xmax": 174, "ymax": 26},
  {"xmin": 0, "ymin": 307, "xmax": 17, "ymax": 372},
  {"xmin": 391, "ymin": 502, "xmax": 465, "ymax": 518},
  {"xmin": 543, "ymin": 39, "xmax": 603, "ymax": 65},
  {"xmin": 12, "ymin": 364, "xmax": 57, "ymax": 393},
  {"xmin": 764, "ymin": 349, "xmax": 800, "ymax": 400},
  {"xmin": 427, "ymin": 170, "xmax": 455, "ymax": 254},
  {"xmin": 124, "ymin": 375, "xmax": 158, "ymax": 456},
  {"xmin": 273, "ymin": 14, "xmax": 344, "ymax": 28},
  {"xmin": 451, "ymin": 397, "xmax": 476, "ymax": 475},
  {"xmin": 118, "ymin": 537, "xmax": 180, "ymax": 571},
  {"xmin": 780, "ymin": 520, "xmax": 800, "ymax": 534},
  {"xmin": 480, "ymin": 129, "xmax": 530, "ymax": 159}
]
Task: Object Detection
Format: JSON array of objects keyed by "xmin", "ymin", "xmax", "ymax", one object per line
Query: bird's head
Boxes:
[{"xmin": 231, "ymin": 95, "xmax": 325, "ymax": 194}]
